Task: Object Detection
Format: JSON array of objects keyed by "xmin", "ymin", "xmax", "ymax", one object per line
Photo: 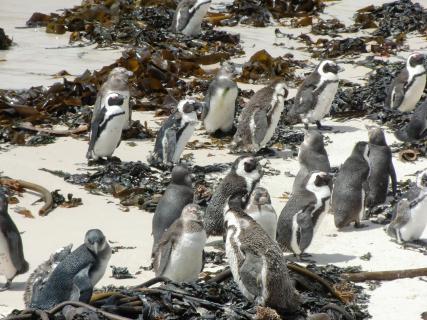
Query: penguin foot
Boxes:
[
  {"xmin": 0, "ymin": 280, "xmax": 11, "ymax": 291},
  {"xmin": 298, "ymin": 253, "xmax": 315, "ymax": 263},
  {"xmin": 107, "ymin": 156, "xmax": 121, "ymax": 163},
  {"xmin": 316, "ymin": 121, "xmax": 332, "ymax": 131},
  {"xmin": 354, "ymin": 221, "xmax": 368, "ymax": 229}
]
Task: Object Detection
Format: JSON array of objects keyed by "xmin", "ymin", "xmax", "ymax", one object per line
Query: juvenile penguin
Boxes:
[
  {"xmin": 331, "ymin": 142, "xmax": 371, "ymax": 229},
  {"xmin": 30, "ymin": 229, "xmax": 112, "ymax": 310},
  {"xmin": 224, "ymin": 196, "xmax": 300, "ymax": 315},
  {"xmin": 395, "ymin": 99, "xmax": 427, "ymax": 142},
  {"xmin": 86, "ymin": 93, "xmax": 126, "ymax": 161},
  {"xmin": 172, "ymin": 0, "xmax": 212, "ymax": 37},
  {"xmin": 151, "ymin": 165, "xmax": 193, "ymax": 254},
  {"xmin": 148, "ymin": 99, "xmax": 199, "ymax": 166},
  {"xmin": 205, "ymin": 156, "xmax": 262, "ymax": 236},
  {"xmin": 245, "ymin": 187, "xmax": 277, "ymax": 240},
  {"xmin": 277, "ymin": 171, "xmax": 331, "ymax": 258},
  {"xmin": 0, "ymin": 192, "xmax": 29, "ymax": 291},
  {"xmin": 232, "ymin": 80, "xmax": 288, "ymax": 153},
  {"xmin": 385, "ymin": 52, "xmax": 426, "ymax": 112},
  {"xmin": 366, "ymin": 126, "xmax": 397, "ymax": 208},
  {"xmin": 153, "ymin": 204, "xmax": 206, "ymax": 282},
  {"xmin": 93, "ymin": 67, "xmax": 132, "ymax": 130},
  {"xmin": 202, "ymin": 65, "xmax": 238, "ymax": 134},
  {"xmin": 289, "ymin": 60, "xmax": 339, "ymax": 130}
]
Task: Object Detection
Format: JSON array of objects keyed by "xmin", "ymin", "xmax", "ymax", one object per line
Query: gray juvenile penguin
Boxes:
[
  {"xmin": 172, "ymin": 0, "xmax": 212, "ymax": 37},
  {"xmin": 151, "ymin": 165, "xmax": 193, "ymax": 254},
  {"xmin": 385, "ymin": 52, "xmax": 426, "ymax": 112},
  {"xmin": 232, "ymin": 80, "xmax": 288, "ymax": 153},
  {"xmin": 366, "ymin": 126, "xmax": 397, "ymax": 208},
  {"xmin": 30, "ymin": 229, "xmax": 112, "ymax": 310},
  {"xmin": 93, "ymin": 67, "xmax": 132, "ymax": 130},
  {"xmin": 0, "ymin": 192, "xmax": 29, "ymax": 291},
  {"xmin": 395, "ymin": 99, "xmax": 427, "ymax": 142},
  {"xmin": 289, "ymin": 60, "xmax": 339, "ymax": 130},
  {"xmin": 224, "ymin": 196, "xmax": 300, "ymax": 315},
  {"xmin": 202, "ymin": 65, "xmax": 238, "ymax": 134},
  {"xmin": 277, "ymin": 171, "xmax": 331, "ymax": 259},
  {"xmin": 153, "ymin": 204, "xmax": 206, "ymax": 282},
  {"xmin": 205, "ymin": 156, "xmax": 262, "ymax": 236},
  {"xmin": 331, "ymin": 142, "xmax": 371, "ymax": 229}
]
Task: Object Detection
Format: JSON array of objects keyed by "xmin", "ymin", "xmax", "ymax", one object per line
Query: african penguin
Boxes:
[
  {"xmin": 231, "ymin": 80, "xmax": 288, "ymax": 153},
  {"xmin": 386, "ymin": 52, "xmax": 426, "ymax": 112},
  {"xmin": 148, "ymin": 99, "xmax": 199, "ymax": 166},
  {"xmin": 86, "ymin": 93, "xmax": 126, "ymax": 161},
  {"xmin": 366, "ymin": 126, "xmax": 397, "ymax": 208},
  {"xmin": 331, "ymin": 141, "xmax": 371, "ymax": 229},
  {"xmin": 202, "ymin": 64, "xmax": 238, "ymax": 134},
  {"xmin": 30, "ymin": 229, "xmax": 112, "ymax": 310},
  {"xmin": 395, "ymin": 99, "xmax": 427, "ymax": 142},
  {"xmin": 172, "ymin": 0, "xmax": 212, "ymax": 37},
  {"xmin": 204, "ymin": 156, "xmax": 262, "ymax": 236},
  {"xmin": 289, "ymin": 60, "xmax": 339, "ymax": 130},
  {"xmin": 151, "ymin": 164, "xmax": 194, "ymax": 255},
  {"xmin": 0, "ymin": 191, "xmax": 29, "ymax": 291},
  {"xmin": 153, "ymin": 204, "xmax": 206, "ymax": 282},
  {"xmin": 277, "ymin": 171, "xmax": 331, "ymax": 259}
]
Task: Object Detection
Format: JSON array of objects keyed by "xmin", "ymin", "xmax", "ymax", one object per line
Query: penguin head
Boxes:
[
  {"xmin": 353, "ymin": 141, "xmax": 369, "ymax": 160},
  {"xmin": 187, "ymin": 0, "xmax": 212, "ymax": 13},
  {"xmin": 0, "ymin": 190, "xmax": 8, "ymax": 215},
  {"xmin": 171, "ymin": 164, "xmax": 192, "ymax": 187},
  {"xmin": 181, "ymin": 204, "xmax": 204, "ymax": 223},
  {"xmin": 226, "ymin": 191, "xmax": 249, "ymax": 212},
  {"xmin": 271, "ymin": 79, "xmax": 288, "ymax": 101},
  {"xmin": 312, "ymin": 171, "xmax": 331, "ymax": 188},
  {"xmin": 303, "ymin": 130, "xmax": 324, "ymax": 151},
  {"xmin": 233, "ymin": 156, "xmax": 258, "ymax": 175},
  {"xmin": 177, "ymin": 99, "xmax": 201, "ymax": 115},
  {"xmin": 407, "ymin": 52, "xmax": 425, "ymax": 69},
  {"xmin": 250, "ymin": 187, "xmax": 271, "ymax": 205},
  {"xmin": 218, "ymin": 62, "xmax": 236, "ymax": 78},
  {"xmin": 85, "ymin": 229, "xmax": 108, "ymax": 255},
  {"xmin": 319, "ymin": 60, "xmax": 339, "ymax": 75},
  {"xmin": 107, "ymin": 93, "xmax": 124, "ymax": 107},
  {"xmin": 108, "ymin": 67, "xmax": 133, "ymax": 80},
  {"xmin": 367, "ymin": 126, "xmax": 387, "ymax": 146}
]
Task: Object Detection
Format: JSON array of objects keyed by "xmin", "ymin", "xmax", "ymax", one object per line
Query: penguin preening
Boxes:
[
  {"xmin": 0, "ymin": 191, "xmax": 29, "ymax": 291},
  {"xmin": 232, "ymin": 80, "xmax": 288, "ymax": 153},
  {"xmin": 172, "ymin": 0, "xmax": 212, "ymax": 37},
  {"xmin": 395, "ymin": 99, "xmax": 427, "ymax": 142},
  {"xmin": 386, "ymin": 52, "xmax": 426, "ymax": 112}
]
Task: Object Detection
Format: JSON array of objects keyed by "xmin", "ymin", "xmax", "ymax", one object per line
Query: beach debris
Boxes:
[
  {"xmin": 343, "ymin": 267, "xmax": 427, "ymax": 282},
  {"xmin": 51, "ymin": 190, "xmax": 82, "ymax": 209},
  {"xmin": 398, "ymin": 148, "xmax": 421, "ymax": 162},
  {"xmin": 111, "ymin": 266, "xmax": 135, "ymax": 280},
  {"xmin": 359, "ymin": 252, "xmax": 372, "ymax": 261},
  {"xmin": 0, "ymin": 28, "xmax": 12, "ymax": 50},
  {"xmin": 14, "ymin": 207, "xmax": 35, "ymax": 219}
]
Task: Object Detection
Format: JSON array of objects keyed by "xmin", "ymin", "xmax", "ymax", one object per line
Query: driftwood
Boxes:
[
  {"xmin": 343, "ymin": 267, "xmax": 427, "ymax": 282},
  {"xmin": 18, "ymin": 122, "xmax": 89, "ymax": 136}
]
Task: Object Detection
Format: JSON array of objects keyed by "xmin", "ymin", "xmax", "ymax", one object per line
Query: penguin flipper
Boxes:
[
  {"xmin": 238, "ymin": 250, "xmax": 263, "ymax": 298},
  {"xmin": 164, "ymin": 128, "xmax": 177, "ymax": 164},
  {"xmin": 389, "ymin": 160, "xmax": 398, "ymax": 196},
  {"xmin": 389, "ymin": 80, "xmax": 406, "ymax": 110},
  {"xmin": 156, "ymin": 240, "xmax": 174, "ymax": 276},
  {"xmin": 71, "ymin": 266, "xmax": 93, "ymax": 303},
  {"xmin": 252, "ymin": 109, "xmax": 268, "ymax": 146},
  {"xmin": 172, "ymin": 3, "xmax": 191, "ymax": 32},
  {"xmin": 3, "ymin": 227, "xmax": 28, "ymax": 275},
  {"xmin": 291, "ymin": 89, "xmax": 315, "ymax": 116},
  {"xmin": 296, "ymin": 207, "xmax": 314, "ymax": 253},
  {"xmin": 87, "ymin": 106, "xmax": 107, "ymax": 159}
]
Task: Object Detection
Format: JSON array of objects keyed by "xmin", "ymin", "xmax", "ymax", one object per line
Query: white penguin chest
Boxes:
[
  {"xmin": 247, "ymin": 207, "xmax": 277, "ymax": 240},
  {"xmin": 204, "ymin": 87, "xmax": 237, "ymax": 133},
  {"xmin": 400, "ymin": 195, "xmax": 427, "ymax": 241},
  {"xmin": 307, "ymin": 82, "xmax": 338, "ymax": 122},
  {"xmin": 103, "ymin": 90, "xmax": 130, "ymax": 128},
  {"xmin": 182, "ymin": 5, "xmax": 210, "ymax": 36},
  {"xmin": 290, "ymin": 213, "xmax": 302, "ymax": 255},
  {"xmin": 399, "ymin": 74, "xmax": 426, "ymax": 112},
  {"xmin": 172, "ymin": 121, "xmax": 197, "ymax": 163},
  {"xmin": 260, "ymin": 98, "xmax": 285, "ymax": 147},
  {"xmin": 0, "ymin": 232, "xmax": 17, "ymax": 279}
]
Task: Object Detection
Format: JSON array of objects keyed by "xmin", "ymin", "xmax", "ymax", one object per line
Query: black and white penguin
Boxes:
[
  {"xmin": 148, "ymin": 99, "xmax": 199, "ymax": 166},
  {"xmin": 277, "ymin": 171, "xmax": 331, "ymax": 258},
  {"xmin": 245, "ymin": 186, "xmax": 277, "ymax": 240},
  {"xmin": 0, "ymin": 192, "xmax": 29, "ymax": 291},
  {"xmin": 30, "ymin": 229, "xmax": 112, "ymax": 310},
  {"xmin": 204, "ymin": 156, "xmax": 262, "ymax": 236},
  {"xmin": 386, "ymin": 52, "xmax": 426, "ymax": 112},
  {"xmin": 224, "ymin": 196, "xmax": 300, "ymax": 315},
  {"xmin": 171, "ymin": 0, "xmax": 212, "ymax": 37},
  {"xmin": 93, "ymin": 67, "xmax": 132, "ymax": 130},
  {"xmin": 202, "ymin": 65, "xmax": 238, "ymax": 134},
  {"xmin": 331, "ymin": 142, "xmax": 370, "ymax": 229},
  {"xmin": 366, "ymin": 126, "xmax": 397, "ymax": 208},
  {"xmin": 289, "ymin": 60, "xmax": 339, "ymax": 130},
  {"xmin": 153, "ymin": 204, "xmax": 206, "ymax": 282},
  {"xmin": 86, "ymin": 93, "xmax": 126, "ymax": 161},
  {"xmin": 151, "ymin": 165, "xmax": 193, "ymax": 255},
  {"xmin": 395, "ymin": 99, "xmax": 427, "ymax": 142},
  {"xmin": 232, "ymin": 80, "xmax": 288, "ymax": 153}
]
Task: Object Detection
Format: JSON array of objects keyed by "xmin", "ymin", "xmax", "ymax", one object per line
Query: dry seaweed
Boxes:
[
  {"xmin": 0, "ymin": 28, "xmax": 12, "ymax": 50},
  {"xmin": 111, "ymin": 266, "xmax": 135, "ymax": 280}
]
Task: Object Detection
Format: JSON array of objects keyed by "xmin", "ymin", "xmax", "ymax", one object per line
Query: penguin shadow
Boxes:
[
  {"xmin": 3, "ymin": 281, "xmax": 26, "ymax": 292},
  {"xmin": 336, "ymin": 221, "xmax": 384, "ymax": 233},
  {"xmin": 330, "ymin": 125, "xmax": 360, "ymax": 134},
  {"xmin": 284, "ymin": 253, "xmax": 356, "ymax": 264}
]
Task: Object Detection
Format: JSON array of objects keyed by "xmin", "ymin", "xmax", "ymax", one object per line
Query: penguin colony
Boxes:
[{"xmin": 1, "ymin": 2, "xmax": 427, "ymax": 318}]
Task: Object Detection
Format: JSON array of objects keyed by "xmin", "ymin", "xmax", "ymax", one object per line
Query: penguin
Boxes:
[
  {"xmin": 232, "ymin": 80, "xmax": 288, "ymax": 153},
  {"xmin": 93, "ymin": 67, "xmax": 132, "ymax": 130},
  {"xmin": 153, "ymin": 204, "xmax": 206, "ymax": 282},
  {"xmin": 289, "ymin": 60, "xmax": 339, "ymax": 130},
  {"xmin": 0, "ymin": 191, "xmax": 29, "ymax": 291},
  {"xmin": 148, "ymin": 99, "xmax": 199, "ymax": 166},
  {"xmin": 277, "ymin": 171, "xmax": 331, "ymax": 259},
  {"xmin": 224, "ymin": 194, "xmax": 300, "ymax": 315},
  {"xmin": 395, "ymin": 99, "xmax": 427, "ymax": 142},
  {"xmin": 385, "ymin": 52, "xmax": 426, "ymax": 112},
  {"xmin": 204, "ymin": 156, "xmax": 262, "ymax": 236},
  {"xmin": 172, "ymin": 0, "xmax": 212, "ymax": 37},
  {"xmin": 245, "ymin": 187, "xmax": 277, "ymax": 240},
  {"xmin": 86, "ymin": 93, "xmax": 126, "ymax": 161},
  {"xmin": 202, "ymin": 64, "xmax": 238, "ymax": 134},
  {"xmin": 331, "ymin": 141, "xmax": 371, "ymax": 229},
  {"xmin": 366, "ymin": 126, "xmax": 397, "ymax": 208},
  {"xmin": 30, "ymin": 229, "xmax": 112, "ymax": 310},
  {"xmin": 151, "ymin": 165, "xmax": 194, "ymax": 255}
]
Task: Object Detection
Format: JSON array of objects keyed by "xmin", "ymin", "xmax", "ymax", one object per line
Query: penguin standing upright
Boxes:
[
  {"xmin": 386, "ymin": 52, "xmax": 426, "ymax": 112},
  {"xmin": 0, "ymin": 191, "xmax": 29, "ymax": 291},
  {"xmin": 289, "ymin": 60, "xmax": 339, "ymax": 130},
  {"xmin": 395, "ymin": 99, "xmax": 427, "ymax": 142},
  {"xmin": 172, "ymin": 0, "xmax": 212, "ymax": 37},
  {"xmin": 202, "ymin": 65, "xmax": 238, "ymax": 134},
  {"xmin": 331, "ymin": 142, "xmax": 371, "ymax": 229},
  {"xmin": 153, "ymin": 204, "xmax": 206, "ymax": 282},
  {"xmin": 232, "ymin": 80, "xmax": 288, "ymax": 153}
]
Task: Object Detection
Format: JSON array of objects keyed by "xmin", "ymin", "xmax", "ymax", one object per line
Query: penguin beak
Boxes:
[{"xmin": 91, "ymin": 242, "xmax": 99, "ymax": 255}]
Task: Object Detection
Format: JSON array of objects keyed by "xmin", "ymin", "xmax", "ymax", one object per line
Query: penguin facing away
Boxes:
[
  {"xmin": 395, "ymin": 99, "xmax": 427, "ymax": 142},
  {"xmin": 172, "ymin": 0, "xmax": 212, "ymax": 37},
  {"xmin": 0, "ymin": 192, "xmax": 29, "ymax": 291},
  {"xmin": 153, "ymin": 204, "xmax": 206, "ymax": 282}
]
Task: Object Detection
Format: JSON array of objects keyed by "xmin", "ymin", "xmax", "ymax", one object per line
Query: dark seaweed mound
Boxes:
[{"xmin": 0, "ymin": 28, "xmax": 12, "ymax": 50}]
